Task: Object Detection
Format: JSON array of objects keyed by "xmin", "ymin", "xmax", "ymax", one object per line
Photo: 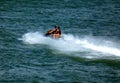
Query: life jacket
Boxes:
[{"xmin": 52, "ymin": 29, "xmax": 61, "ymax": 34}]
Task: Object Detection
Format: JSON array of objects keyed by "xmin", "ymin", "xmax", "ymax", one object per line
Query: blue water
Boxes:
[{"xmin": 0, "ymin": 0, "xmax": 120, "ymax": 83}]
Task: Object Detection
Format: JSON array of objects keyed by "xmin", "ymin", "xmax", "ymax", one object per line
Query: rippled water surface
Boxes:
[{"xmin": 0, "ymin": 0, "xmax": 120, "ymax": 83}]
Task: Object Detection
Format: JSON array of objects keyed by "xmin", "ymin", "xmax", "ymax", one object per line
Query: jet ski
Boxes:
[{"xmin": 44, "ymin": 27, "xmax": 62, "ymax": 39}]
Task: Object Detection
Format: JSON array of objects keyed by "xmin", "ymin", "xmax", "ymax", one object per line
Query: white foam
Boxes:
[{"xmin": 20, "ymin": 32, "xmax": 120, "ymax": 58}]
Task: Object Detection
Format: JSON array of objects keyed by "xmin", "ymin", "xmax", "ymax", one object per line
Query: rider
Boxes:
[
  {"xmin": 45, "ymin": 26, "xmax": 62, "ymax": 38},
  {"xmin": 51, "ymin": 27, "xmax": 61, "ymax": 38}
]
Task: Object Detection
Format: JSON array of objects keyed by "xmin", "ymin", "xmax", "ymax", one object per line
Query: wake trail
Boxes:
[{"xmin": 20, "ymin": 32, "xmax": 120, "ymax": 58}]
